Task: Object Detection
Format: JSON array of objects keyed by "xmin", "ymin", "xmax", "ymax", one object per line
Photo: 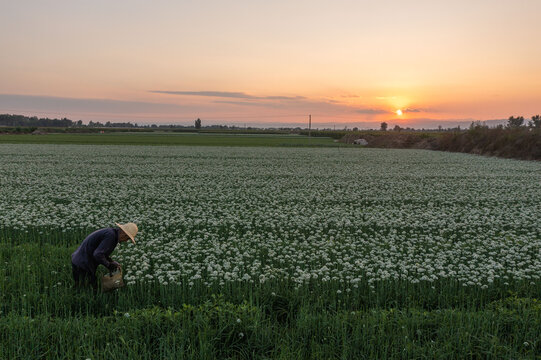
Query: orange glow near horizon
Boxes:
[{"xmin": 0, "ymin": 1, "xmax": 540, "ymax": 128}]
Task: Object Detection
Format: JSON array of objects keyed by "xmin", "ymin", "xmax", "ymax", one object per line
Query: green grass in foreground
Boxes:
[
  {"xmin": 0, "ymin": 132, "xmax": 345, "ymax": 147},
  {"xmin": 1, "ymin": 233, "xmax": 541, "ymax": 359},
  {"xmin": 3, "ymin": 300, "xmax": 539, "ymax": 359}
]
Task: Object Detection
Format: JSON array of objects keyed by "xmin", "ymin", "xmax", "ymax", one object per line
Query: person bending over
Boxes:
[{"xmin": 71, "ymin": 222, "xmax": 138, "ymax": 290}]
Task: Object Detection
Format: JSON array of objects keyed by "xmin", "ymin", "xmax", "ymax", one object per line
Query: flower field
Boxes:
[{"xmin": 1, "ymin": 143, "xmax": 540, "ymax": 358}]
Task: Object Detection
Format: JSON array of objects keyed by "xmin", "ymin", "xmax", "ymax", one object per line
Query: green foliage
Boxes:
[
  {"xmin": 438, "ymin": 127, "xmax": 541, "ymax": 160},
  {"xmin": 2, "ymin": 300, "xmax": 540, "ymax": 359},
  {"xmin": 0, "ymin": 132, "xmax": 346, "ymax": 147},
  {"xmin": 507, "ymin": 116, "xmax": 524, "ymax": 128},
  {"xmin": 1, "ymin": 237, "xmax": 541, "ymax": 358},
  {"xmin": 1, "ymin": 144, "xmax": 539, "ymax": 358},
  {"xmin": 298, "ymin": 129, "xmax": 348, "ymax": 139},
  {"xmin": 529, "ymin": 114, "xmax": 541, "ymax": 128},
  {"xmin": 0, "ymin": 114, "xmax": 74, "ymax": 127}
]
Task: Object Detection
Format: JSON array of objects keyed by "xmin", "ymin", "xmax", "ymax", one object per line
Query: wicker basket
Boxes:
[{"xmin": 101, "ymin": 268, "xmax": 125, "ymax": 292}]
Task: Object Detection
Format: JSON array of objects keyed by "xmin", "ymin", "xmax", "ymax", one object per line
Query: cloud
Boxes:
[
  {"xmin": 402, "ymin": 107, "xmax": 436, "ymax": 113},
  {"xmin": 354, "ymin": 108, "xmax": 388, "ymax": 114},
  {"xmin": 150, "ymin": 90, "xmax": 305, "ymax": 101},
  {"xmin": 0, "ymin": 93, "xmax": 185, "ymax": 114},
  {"xmin": 151, "ymin": 90, "xmax": 253, "ymax": 99},
  {"xmin": 402, "ymin": 108, "xmax": 422, "ymax": 113},
  {"xmin": 215, "ymin": 97, "xmax": 390, "ymax": 117},
  {"xmin": 2, "ymin": 93, "xmax": 496, "ymax": 130},
  {"xmin": 263, "ymin": 95, "xmax": 305, "ymax": 100},
  {"xmin": 214, "ymin": 100, "xmax": 278, "ymax": 107}
]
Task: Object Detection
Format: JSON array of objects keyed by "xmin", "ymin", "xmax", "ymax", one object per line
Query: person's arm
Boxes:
[
  {"xmin": 106, "ymin": 255, "xmax": 121, "ymax": 269},
  {"xmin": 93, "ymin": 233, "xmax": 118, "ymax": 272}
]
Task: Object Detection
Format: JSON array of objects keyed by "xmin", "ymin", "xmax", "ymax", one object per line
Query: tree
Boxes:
[
  {"xmin": 507, "ymin": 116, "xmax": 524, "ymax": 128},
  {"xmin": 195, "ymin": 118, "xmax": 202, "ymax": 129},
  {"xmin": 393, "ymin": 125, "xmax": 402, "ymax": 132},
  {"xmin": 529, "ymin": 115, "xmax": 541, "ymax": 128},
  {"xmin": 380, "ymin": 122, "xmax": 388, "ymax": 131}
]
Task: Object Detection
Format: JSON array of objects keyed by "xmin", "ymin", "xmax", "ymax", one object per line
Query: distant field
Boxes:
[{"xmin": 0, "ymin": 132, "xmax": 345, "ymax": 147}]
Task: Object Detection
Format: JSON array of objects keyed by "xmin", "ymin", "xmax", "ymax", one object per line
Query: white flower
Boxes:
[{"xmin": 1, "ymin": 145, "xmax": 538, "ymax": 291}]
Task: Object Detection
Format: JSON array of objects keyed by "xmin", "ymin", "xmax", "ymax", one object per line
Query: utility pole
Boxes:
[{"xmin": 308, "ymin": 114, "xmax": 311, "ymax": 138}]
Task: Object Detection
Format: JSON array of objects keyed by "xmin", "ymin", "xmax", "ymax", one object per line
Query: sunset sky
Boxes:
[{"xmin": 1, "ymin": 0, "xmax": 540, "ymax": 128}]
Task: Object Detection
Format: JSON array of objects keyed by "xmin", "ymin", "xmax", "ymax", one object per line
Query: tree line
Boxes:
[
  {"xmin": 378, "ymin": 115, "xmax": 541, "ymax": 132},
  {"xmin": 1, "ymin": 114, "xmax": 252, "ymax": 130},
  {"xmin": 0, "ymin": 114, "xmax": 74, "ymax": 127},
  {"xmin": 0, "ymin": 114, "xmax": 138, "ymax": 128},
  {"xmin": 2, "ymin": 113, "xmax": 540, "ymax": 132},
  {"xmin": 505, "ymin": 115, "xmax": 541, "ymax": 128}
]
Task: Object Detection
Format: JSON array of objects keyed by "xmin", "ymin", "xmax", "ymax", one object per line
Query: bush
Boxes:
[{"xmin": 438, "ymin": 128, "xmax": 541, "ymax": 160}]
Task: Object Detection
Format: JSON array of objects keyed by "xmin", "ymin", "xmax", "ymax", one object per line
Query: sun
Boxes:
[{"xmin": 396, "ymin": 109, "xmax": 403, "ymax": 116}]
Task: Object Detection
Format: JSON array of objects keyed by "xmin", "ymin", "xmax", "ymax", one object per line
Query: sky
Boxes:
[{"xmin": 1, "ymin": 0, "xmax": 540, "ymax": 129}]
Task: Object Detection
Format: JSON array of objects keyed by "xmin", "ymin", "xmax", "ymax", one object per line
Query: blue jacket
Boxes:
[{"xmin": 71, "ymin": 227, "xmax": 119, "ymax": 274}]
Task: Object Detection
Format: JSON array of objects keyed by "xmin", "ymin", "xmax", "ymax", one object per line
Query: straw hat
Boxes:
[{"xmin": 115, "ymin": 222, "xmax": 138, "ymax": 244}]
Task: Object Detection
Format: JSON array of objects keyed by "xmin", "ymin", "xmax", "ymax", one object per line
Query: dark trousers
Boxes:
[{"xmin": 72, "ymin": 263, "xmax": 97, "ymax": 290}]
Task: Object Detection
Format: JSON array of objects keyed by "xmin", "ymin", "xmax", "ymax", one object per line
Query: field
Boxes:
[
  {"xmin": 1, "ymin": 142, "xmax": 541, "ymax": 359},
  {"xmin": 0, "ymin": 132, "xmax": 343, "ymax": 147}
]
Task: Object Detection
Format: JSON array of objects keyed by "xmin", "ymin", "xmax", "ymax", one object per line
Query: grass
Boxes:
[
  {"xmin": 1, "ymin": 143, "xmax": 540, "ymax": 359},
  {"xmin": 1, "ymin": 231, "xmax": 541, "ymax": 359},
  {"xmin": 0, "ymin": 132, "xmax": 345, "ymax": 147},
  {"xmin": 3, "ymin": 301, "xmax": 539, "ymax": 359}
]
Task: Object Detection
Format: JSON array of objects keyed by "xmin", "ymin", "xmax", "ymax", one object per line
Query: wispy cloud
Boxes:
[
  {"xmin": 0, "ymin": 94, "xmax": 185, "ymax": 114},
  {"xmin": 354, "ymin": 108, "xmax": 388, "ymax": 114},
  {"xmin": 264, "ymin": 95, "xmax": 305, "ymax": 100},
  {"xmin": 402, "ymin": 107, "xmax": 428, "ymax": 113},
  {"xmin": 150, "ymin": 90, "xmax": 305, "ymax": 100},
  {"xmin": 212, "ymin": 95, "xmax": 391, "ymax": 118},
  {"xmin": 214, "ymin": 100, "xmax": 279, "ymax": 107},
  {"xmin": 151, "ymin": 90, "xmax": 252, "ymax": 99}
]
